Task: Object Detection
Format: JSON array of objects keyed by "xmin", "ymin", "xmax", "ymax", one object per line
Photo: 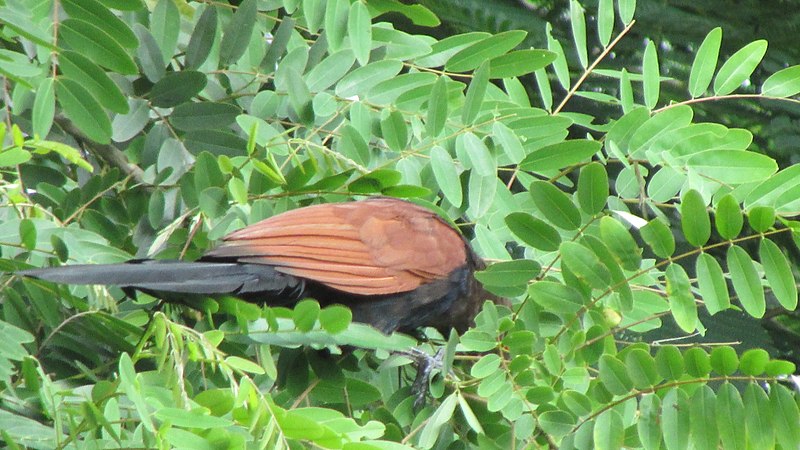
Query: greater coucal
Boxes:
[{"xmin": 19, "ymin": 197, "xmax": 500, "ymax": 334}]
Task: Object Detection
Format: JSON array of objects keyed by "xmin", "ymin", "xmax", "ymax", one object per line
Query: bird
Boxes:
[{"xmin": 19, "ymin": 197, "xmax": 503, "ymax": 334}]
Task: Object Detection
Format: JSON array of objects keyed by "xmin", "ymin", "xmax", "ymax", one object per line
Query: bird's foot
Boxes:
[{"xmin": 396, "ymin": 347, "xmax": 446, "ymax": 409}]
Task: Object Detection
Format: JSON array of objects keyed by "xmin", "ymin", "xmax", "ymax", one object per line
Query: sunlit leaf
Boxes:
[{"xmin": 713, "ymin": 40, "xmax": 768, "ymax": 95}]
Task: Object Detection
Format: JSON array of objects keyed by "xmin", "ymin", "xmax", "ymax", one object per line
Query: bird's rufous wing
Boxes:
[{"xmin": 203, "ymin": 199, "xmax": 468, "ymax": 295}]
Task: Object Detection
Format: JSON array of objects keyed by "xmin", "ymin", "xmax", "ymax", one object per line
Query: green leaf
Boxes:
[
  {"xmin": 618, "ymin": 0, "xmax": 635, "ymax": 24},
  {"xmin": 32, "ymin": 78, "xmax": 55, "ymax": 138},
  {"xmin": 748, "ymin": 206, "xmax": 775, "ymax": 232},
  {"xmin": 147, "ymin": 189, "xmax": 165, "ymax": 228},
  {"xmin": 58, "ymin": 51, "xmax": 129, "ymax": 114},
  {"xmin": 475, "ymin": 259, "xmax": 540, "ymax": 287},
  {"xmin": 727, "ymin": 245, "xmax": 765, "ymax": 318},
  {"xmin": 576, "ymin": 162, "xmax": 608, "ymax": 215},
  {"xmin": 519, "ymin": 139, "xmax": 601, "ymax": 172},
  {"xmin": 642, "ymin": 40, "xmax": 660, "ymax": 109},
  {"xmin": 569, "ymin": 0, "xmax": 588, "ymax": 68},
  {"xmin": 467, "ymin": 172, "xmax": 496, "ymax": 218},
  {"xmin": 715, "ymin": 194, "xmax": 743, "ymax": 240},
  {"xmin": 638, "ymin": 394, "xmax": 661, "ymax": 450},
  {"xmin": 306, "ymin": 49, "xmax": 356, "ymax": 92},
  {"xmin": 681, "ymin": 189, "xmax": 710, "ymax": 247},
  {"xmin": 184, "ymin": 130, "xmax": 248, "ymax": 157},
  {"xmin": 293, "ymin": 299, "xmax": 320, "ymax": 332},
  {"xmin": 261, "ymin": 16, "xmax": 294, "ymax": 72},
  {"xmin": 739, "ymin": 348, "xmax": 769, "ymax": 376},
  {"xmin": 429, "ymin": 146, "xmax": 462, "ymax": 207},
  {"xmin": 348, "ymin": 1, "xmax": 372, "ymax": 65},
  {"xmin": 62, "ymin": 0, "xmax": 138, "ymax": 48},
  {"xmin": 31, "ymin": 140, "xmax": 93, "ymax": 172},
  {"xmin": 149, "ymin": 71, "xmax": 207, "ymax": 108},
  {"xmin": 367, "ymin": 72, "xmax": 436, "ymax": 104},
  {"xmin": 529, "ymin": 281, "xmax": 586, "ymax": 315},
  {"xmin": 171, "ymin": 102, "xmax": 240, "ymax": 131},
  {"xmin": 538, "ymin": 410, "xmax": 576, "ymax": 438},
  {"xmin": 446, "ymin": 30, "xmax": 527, "ymax": 72},
  {"xmin": 0, "ymin": 147, "xmax": 31, "ymax": 167},
  {"xmin": 594, "ymin": 410, "xmax": 624, "ymax": 450},
  {"xmin": 759, "ymin": 238, "xmax": 798, "ymax": 310},
  {"xmin": 666, "ymin": 263, "xmax": 698, "ymax": 332},
  {"xmin": 762, "ymin": 65, "xmax": 800, "ymax": 97},
  {"xmin": 599, "ymin": 354, "xmax": 633, "ymax": 395},
  {"xmin": 597, "ymin": 0, "xmax": 613, "ymax": 47},
  {"xmin": 689, "ymin": 27, "xmax": 722, "ymax": 97},
  {"xmin": 219, "ymin": 0, "xmax": 256, "ymax": 66},
  {"xmin": 662, "ymin": 388, "xmax": 690, "ymax": 450},
  {"xmin": 710, "ymin": 346, "xmax": 739, "ymax": 376},
  {"xmin": 640, "ymin": 218, "xmax": 675, "ymax": 258},
  {"xmin": 0, "ymin": 9, "xmax": 53, "ymax": 49},
  {"xmin": 607, "ymin": 106, "xmax": 649, "ymax": 153},
  {"xmin": 336, "ymin": 60, "xmax": 403, "ymax": 98},
  {"xmin": 349, "ymin": 169, "xmax": 401, "ymax": 193},
  {"xmin": 771, "ymin": 384, "xmax": 800, "ymax": 450},
  {"xmin": 629, "ymin": 105, "xmax": 693, "ymax": 157},
  {"xmin": 462, "ymin": 61, "xmax": 489, "ymax": 124},
  {"xmin": 686, "ymin": 150, "xmax": 777, "ymax": 184},
  {"xmin": 318, "ymin": 305, "xmax": 352, "ymax": 334},
  {"xmin": 415, "ymin": 32, "xmax": 489, "ymax": 67},
  {"xmin": 600, "ymin": 217, "xmax": 641, "ymax": 271},
  {"xmin": 458, "ymin": 132, "xmax": 495, "ymax": 177},
  {"xmin": 324, "ymin": 0, "xmax": 349, "ymax": 52},
  {"xmin": 418, "ymin": 393, "xmax": 457, "ymax": 448},
  {"xmin": 744, "ymin": 383, "xmax": 774, "ymax": 450},
  {"xmin": 624, "ymin": 348, "xmax": 659, "ymax": 389},
  {"xmin": 199, "ymin": 186, "xmax": 227, "ymax": 218},
  {"xmin": 365, "ymin": 0, "xmax": 439, "ymax": 27},
  {"xmin": 690, "ymin": 385, "xmax": 719, "ymax": 450},
  {"xmin": 717, "ymin": 383, "xmax": 746, "ymax": 450},
  {"xmin": 285, "ymin": 67, "xmax": 313, "ymax": 122},
  {"xmin": 426, "ymin": 76, "xmax": 448, "ymax": 137},
  {"xmin": 713, "ymin": 40, "xmax": 768, "ymax": 95},
  {"xmin": 529, "ymin": 180, "xmax": 581, "ymax": 230},
  {"xmin": 133, "ymin": 23, "xmax": 166, "ymax": 82},
  {"xmin": 380, "ymin": 110, "xmax": 408, "ymax": 151},
  {"xmin": 56, "ymin": 77, "xmax": 112, "ymax": 144},
  {"xmin": 185, "ymin": 6, "xmax": 218, "ymax": 69},
  {"xmin": 505, "ymin": 212, "xmax": 561, "ymax": 251},
  {"xmin": 696, "ymin": 252, "xmax": 730, "ymax": 315},
  {"xmin": 492, "ymin": 121, "xmax": 525, "ymax": 164},
  {"xmin": 560, "ymin": 241, "xmax": 611, "ymax": 289},
  {"xmin": 157, "ymin": 408, "xmax": 233, "ymax": 428},
  {"xmin": 685, "ymin": 347, "xmax": 712, "ymax": 377},
  {"xmin": 471, "ymin": 354, "xmax": 502, "ymax": 379},
  {"xmin": 19, "ymin": 218, "xmax": 36, "ymax": 251},
  {"xmin": 59, "ymin": 18, "xmax": 137, "ymax": 74},
  {"xmin": 488, "ymin": 49, "xmax": 556, "ymax": 78},
  {"xmin": 150, "ymin": 0, "xmax": 179, "ymax": 64}
]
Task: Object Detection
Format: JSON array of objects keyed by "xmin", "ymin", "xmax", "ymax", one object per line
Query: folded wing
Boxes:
[{"xmin": 203, "ymin": 198, "xmax": 468, "ymax": 295}]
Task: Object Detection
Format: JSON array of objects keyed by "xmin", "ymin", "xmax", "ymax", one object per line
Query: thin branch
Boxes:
[{"xmin": 53, "ymin": 114, "xmax": 147, "ymax": 185}]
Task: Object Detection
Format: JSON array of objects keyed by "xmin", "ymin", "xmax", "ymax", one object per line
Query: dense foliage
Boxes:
[{"xmin": 1, "ymin": 0, "xmax": 800, "ymax": 448}]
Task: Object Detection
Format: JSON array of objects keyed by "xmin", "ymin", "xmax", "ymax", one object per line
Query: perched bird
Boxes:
[{"xmin": 19, "ymin": 197, "xmax": 501, "ymax": 334}]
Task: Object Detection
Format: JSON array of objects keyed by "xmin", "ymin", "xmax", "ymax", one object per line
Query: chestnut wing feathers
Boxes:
[{"xmin": 203, "ymin": 199, "xmax": 468, "ymax": 295}]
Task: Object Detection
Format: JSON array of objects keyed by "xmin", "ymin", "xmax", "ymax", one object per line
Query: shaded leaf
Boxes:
[
  {"xmin": 219, "ymin": 0, "xmax": 256, "ymax": 66},
  {"xmin": 56, "ymin": 77, "xmax": 112, "ymax": 144},
  {"xmin": 529, "ymin": 181, "xmax": 581, "ymax": 230}
]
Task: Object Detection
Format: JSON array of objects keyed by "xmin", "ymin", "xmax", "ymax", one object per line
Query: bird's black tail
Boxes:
[{"xmin": 18, "ymin": 260, "xmax": 304, "ymax": 298}]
